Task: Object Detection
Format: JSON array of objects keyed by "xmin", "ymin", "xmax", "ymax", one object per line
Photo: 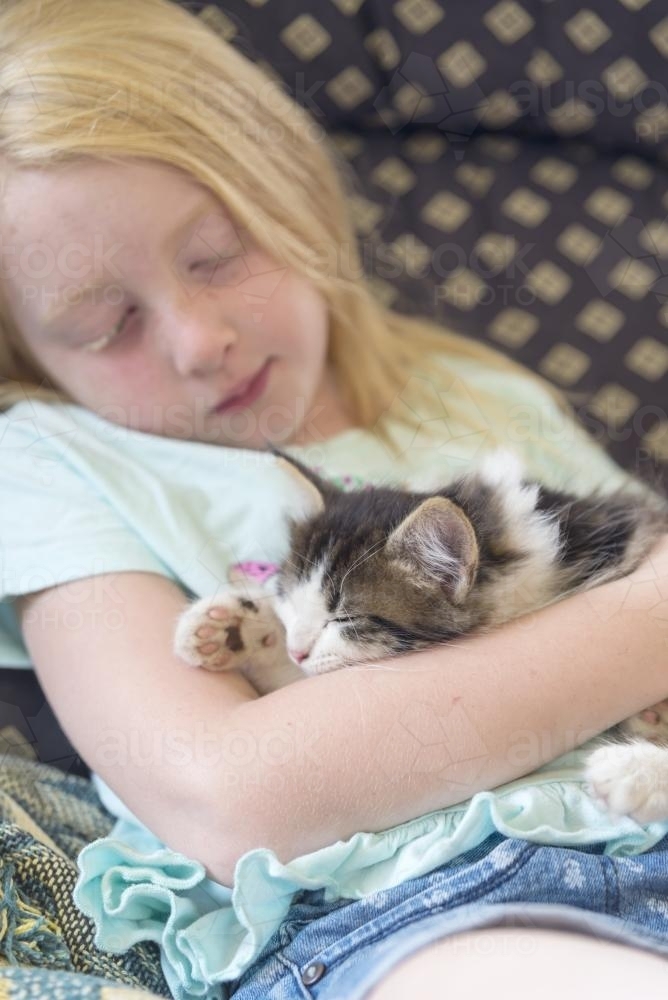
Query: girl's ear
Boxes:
[
  {"xmin": 271, "ymin": 447, "xmax": 329, "ymax": 520},
  {"xmin": 385, "ymin": 497, "xmax": 479, "ymax": 605}
]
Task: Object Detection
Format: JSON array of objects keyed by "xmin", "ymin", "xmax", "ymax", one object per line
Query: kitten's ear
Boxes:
[
  {"xmin": 271, "ymin": 448, "xmax": 328, "ymax": 520},
  {"xmin": 385, "ymin": 497, "xmax": 479, "ymax": 605}
]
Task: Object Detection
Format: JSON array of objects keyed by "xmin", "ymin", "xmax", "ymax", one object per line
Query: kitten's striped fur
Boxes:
[{"xmin": 175, "ymin": 448, "xmax": 668, "ymax": 823}]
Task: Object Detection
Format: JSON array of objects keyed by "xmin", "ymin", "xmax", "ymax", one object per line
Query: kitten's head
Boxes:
[{"xmin": 272, "ymin": 451, "xmax": 480, "ymax": 676}]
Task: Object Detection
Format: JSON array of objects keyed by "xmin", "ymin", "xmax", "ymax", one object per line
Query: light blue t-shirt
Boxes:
[{"xmin": 1, "ymin": 354, "xmax": 664, "ymax": 1000}]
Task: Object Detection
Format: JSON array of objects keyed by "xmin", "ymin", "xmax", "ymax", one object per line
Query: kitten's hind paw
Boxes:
[
  {"xmin": 173, "ymin": 591, "xmax": 282, "ymax": 672},
  {"xmin": 585, "ymin": 741, "xmax": 668, "ymax": 825}
]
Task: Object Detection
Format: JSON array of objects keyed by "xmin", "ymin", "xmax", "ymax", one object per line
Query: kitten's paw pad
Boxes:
[
  {"xmin": 585, "ymin": 742, "xmax": 668, "ymax": 824},
  {"xmin": 174, "ymin": 594, "xmax": 281, "ymax": 671}
]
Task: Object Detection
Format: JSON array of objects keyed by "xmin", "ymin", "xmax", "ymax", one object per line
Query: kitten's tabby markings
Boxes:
[{"xmin": 174, "ymin": 447, "xmax": 668, "ymax": 823}]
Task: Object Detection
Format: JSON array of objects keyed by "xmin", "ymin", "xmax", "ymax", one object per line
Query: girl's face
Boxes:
[{"xmin": 0, "ymin": 158, "xmax": 351, "ymax": 449}]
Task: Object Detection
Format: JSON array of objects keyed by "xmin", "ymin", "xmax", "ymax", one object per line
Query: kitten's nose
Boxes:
[{"xmin": 289, "ymin": 648, "xmax": 310, "ymax": 664}]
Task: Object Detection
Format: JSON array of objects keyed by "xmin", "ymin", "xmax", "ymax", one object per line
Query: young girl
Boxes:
[{"xmin": 1, "ymin": 1, "xmax": 667, "ymax": 998}]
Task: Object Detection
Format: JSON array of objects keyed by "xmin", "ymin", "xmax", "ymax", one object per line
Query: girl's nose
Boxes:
[
  {"xmin": 163, "ymin": 292, "xmax": 239, "ymax": 378},
  {"xmin": 171, "ymin": 323, "xmax": 238, "ymax": 378}
]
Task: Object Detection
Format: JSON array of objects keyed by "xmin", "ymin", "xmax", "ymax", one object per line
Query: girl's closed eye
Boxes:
[
  {"xmin": 82, "ymin": 254, "xmax": 240, "ymax": 353},
  {"xmin": 83, "ymin": 306, "xmax": 139, "ymax": 353}
]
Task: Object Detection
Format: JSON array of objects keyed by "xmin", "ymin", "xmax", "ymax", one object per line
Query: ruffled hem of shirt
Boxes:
[{"xmin": 73, "ymin": 759, "xmax": 668, "ymax": 1000}]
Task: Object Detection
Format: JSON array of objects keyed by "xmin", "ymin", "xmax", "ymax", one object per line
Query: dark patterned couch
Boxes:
[{"xmin": 1, "ymin": 0, "xmax": 667, "ymax": 779}]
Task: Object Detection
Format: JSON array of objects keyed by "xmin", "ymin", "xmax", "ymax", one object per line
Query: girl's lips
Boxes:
[{"xmin": 212, "ymin": 359, "xmax": 273, "ymax": 414}]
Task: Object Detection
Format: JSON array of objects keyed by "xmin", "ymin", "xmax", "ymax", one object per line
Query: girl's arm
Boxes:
[
  {"xmin": 213, "ymin": 532, "xmax": 668, "ymax": 884},
  {"xmin": 15, "ymin": 572, "xmax": 261, "ymax": 866}
]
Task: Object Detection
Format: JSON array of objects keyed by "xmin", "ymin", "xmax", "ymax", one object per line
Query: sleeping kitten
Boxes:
[{"xmin": 174, "ymin": 447, "xmax": 668, "ymax": 824}]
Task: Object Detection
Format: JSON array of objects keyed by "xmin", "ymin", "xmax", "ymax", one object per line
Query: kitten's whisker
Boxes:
[
  {"xmin": 281, "ymin": 554, "xmax": 301, "ymax": 575},
  {"xmin": 294, "ymin": 551, "xmax": 320, "ymax": 572},
  {"xmin": 338, "ymin": 538, "xmax": 387, "ymax": 590},
  {"xmin": 339, "ymin": 601, "xmax": 362, "ymax": 642},
  {"xmin": 290, "ymin": 551, "xmax": 340, "ymax": 603},
  {"xmin": 351, "ymin": 662, "xmax": 403, "ymax": 674}
]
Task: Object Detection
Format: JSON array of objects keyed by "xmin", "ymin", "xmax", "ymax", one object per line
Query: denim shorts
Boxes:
[{"xmin": 227, "ymin": 832, "xmax": 668, "ymax": 999}]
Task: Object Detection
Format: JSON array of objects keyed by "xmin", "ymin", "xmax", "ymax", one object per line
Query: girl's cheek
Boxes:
[{"xmin": 79, "ymin": 351, "xmax": 159, "ymax": 402}]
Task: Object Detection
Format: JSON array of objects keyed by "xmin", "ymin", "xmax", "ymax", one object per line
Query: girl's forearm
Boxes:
[{"xmin": 203, "ymin": 533, "xmax": 668, "ymax": 883}]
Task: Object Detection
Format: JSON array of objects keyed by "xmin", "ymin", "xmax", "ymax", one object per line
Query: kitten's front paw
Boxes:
[
  {"xmin": 585, "ymin": 741, "xmax": 668, "ymax": 824},
  {"xmin": 174, "ymin": 592, "xmax": 282, "ymax": 672}
]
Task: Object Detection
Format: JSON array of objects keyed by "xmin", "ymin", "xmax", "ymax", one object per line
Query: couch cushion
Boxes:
[
  {"xmin": 328, "ymin": 128, "xmax": 668, "ymax": 481},
  {"xmin": 189, "ymin": 0, "xmax": 668, "ymax": 157}
]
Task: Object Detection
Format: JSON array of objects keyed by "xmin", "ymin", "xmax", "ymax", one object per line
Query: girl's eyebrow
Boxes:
[{"xmin": 43, "ymin": 197, "xmax": 214, "ymax": 325}]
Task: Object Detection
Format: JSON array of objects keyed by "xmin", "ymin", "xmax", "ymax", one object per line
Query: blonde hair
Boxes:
[{"xmin": 0, "ymin": 0, "xmax": 581, "ymax": 454}]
